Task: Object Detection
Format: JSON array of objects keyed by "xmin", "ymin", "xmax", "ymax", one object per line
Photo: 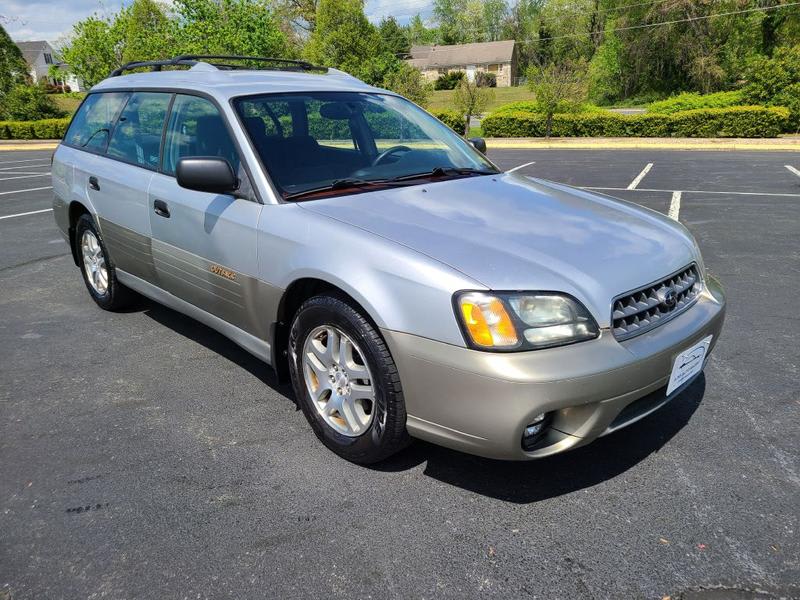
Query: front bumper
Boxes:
[{"xmin": 382, "ymin": 275, "xmax": 726, "ymax": 460}]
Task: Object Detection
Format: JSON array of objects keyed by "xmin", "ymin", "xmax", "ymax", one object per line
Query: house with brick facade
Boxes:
[{"xmin": 405, "ymin": 40, "xmax": 518, "ymax": 87}]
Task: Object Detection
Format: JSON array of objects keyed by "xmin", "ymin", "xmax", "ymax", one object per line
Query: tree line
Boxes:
[{"xmin": 1, "ymin": 0, "xmax": 798, "ymax": 120}]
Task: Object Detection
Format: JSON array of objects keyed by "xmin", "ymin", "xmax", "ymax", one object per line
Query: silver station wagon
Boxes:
[{"xmin": 52, "ymin": 55, "xmax": 726, "ymax": 464}]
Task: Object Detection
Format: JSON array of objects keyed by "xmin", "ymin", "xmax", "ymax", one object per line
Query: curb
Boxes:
[
  {"xmin": 484, "ymin": 137, "xmax": 800, "ymax": 151},
  {"xmin": 0, "ymin": 141, "xmax": 59, "ymax": 151}
]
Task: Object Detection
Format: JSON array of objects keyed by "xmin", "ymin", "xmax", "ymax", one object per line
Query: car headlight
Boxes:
[{"xmin": 455, "ymin": 291, "xmax": 599, "ymax": 351}]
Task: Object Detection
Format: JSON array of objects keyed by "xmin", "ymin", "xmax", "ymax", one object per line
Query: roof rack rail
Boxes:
[{"xmin": 109, "ymin": 55, "xmax": 327, "ymax": 77}]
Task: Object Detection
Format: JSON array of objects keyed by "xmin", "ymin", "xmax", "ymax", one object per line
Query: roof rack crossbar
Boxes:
[{"xmin": 109, "ymin": 55, "xmax": 327, "ymax": 77}]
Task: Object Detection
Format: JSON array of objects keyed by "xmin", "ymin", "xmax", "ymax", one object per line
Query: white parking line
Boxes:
[
  {"xmin": 627, "ymin": 163, "xmax": 653, "ymax": 190},
  {"xmin": 0, "ymin": 208, "xmax": 52, "ymax": 221},
  {"xmin": 0, "ymin": 163, "xmax": 49, "ymax": 171},
  {"xmin": 584, "ymin": 186, "xmax": 800, "ymax": 198},
  {"xmin": 0, "ymin": 157, "xmax": 51, "ymax": 165},
  {"xmin": 0, "ymin": 185, "xmax": 53, "ymax": 196},
  {"xmin": 786, "ymin": 165, "xmax": 800, "ymax": 179},
  {"xmin": 0, "ymin": 173, "xmax": 51, "ymax": 182},
  {"xmin": 668, "ymin": 191, "xmax": 682, "ymax": 221},
  {"xmin": 507, "ymin": 161, "xmax": 535, "ymax": 173}
]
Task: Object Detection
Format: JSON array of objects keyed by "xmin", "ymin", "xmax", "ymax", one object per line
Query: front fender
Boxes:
[{"xmin": 258, "ymin": 203, "xmax": 483, "ymax": 347}]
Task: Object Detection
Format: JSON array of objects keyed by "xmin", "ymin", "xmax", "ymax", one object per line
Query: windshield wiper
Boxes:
[
  {"xmin": 389, "ymin": 166, "xmax": 497, "ymax": 182},
  {"xmin": 283, "ymin": 178, "xmax": 408, "ymax": 201}
]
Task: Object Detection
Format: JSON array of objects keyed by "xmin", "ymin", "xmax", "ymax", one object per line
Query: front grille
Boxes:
[{"xmin": 612, "ymin": 264, "xmax": 701, "ymax": 340}]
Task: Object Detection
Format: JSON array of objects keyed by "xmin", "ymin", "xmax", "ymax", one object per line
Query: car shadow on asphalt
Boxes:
[
  {"xmin": 141, "ymin": 297, "xmax": 704, "ymax": 504},
  {"xmin": 141, "ymin": 299, "xmax": 292, "ymax": 395},
  {"xmin": 374, "ymin": 377, "xmax": 706, "ymax": 504}
]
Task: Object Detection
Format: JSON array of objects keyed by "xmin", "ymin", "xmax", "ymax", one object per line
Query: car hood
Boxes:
[{"xmin": 299, "ymin": 173, "xmax": 698, "ymax": 326}]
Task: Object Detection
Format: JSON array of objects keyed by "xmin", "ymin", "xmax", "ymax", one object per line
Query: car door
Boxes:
[
  {"xmin": 66, "ymin": 91, "xmax": 161, "ymax": 284},
  {"xmin": 91, "ymin": 91, "xmax": 172, "ymax": 284},
  {"xmin": 148, "ymin": 93, "xmax": 267, "ymax": 339}
]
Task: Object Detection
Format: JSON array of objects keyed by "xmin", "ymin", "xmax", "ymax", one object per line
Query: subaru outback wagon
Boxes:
[{"xmin": 52, "ymin": 55, "xmax": 726, "ymax": 464}]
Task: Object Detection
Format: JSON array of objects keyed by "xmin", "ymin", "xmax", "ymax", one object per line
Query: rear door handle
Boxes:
[
  {"xmin": 88, "ymin": 176, "xmax": 100, "ymax": 191},
  {"xmin": 153, "ymin": 199, "xmax": 170, "ymax": 218}
]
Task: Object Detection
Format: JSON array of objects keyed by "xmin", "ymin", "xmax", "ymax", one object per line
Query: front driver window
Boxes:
[{"xmin": 162, "ymin": 95, "xmax": 241, "ymax": 176}]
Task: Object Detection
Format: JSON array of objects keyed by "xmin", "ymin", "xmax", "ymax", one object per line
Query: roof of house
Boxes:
[
  {"xmin": 407, "ymin": 40, "xmax": 515, "ymax": 69},
  {"xmin": 15, "ymin": 40, "xmax": 54, "ymax": 66}
]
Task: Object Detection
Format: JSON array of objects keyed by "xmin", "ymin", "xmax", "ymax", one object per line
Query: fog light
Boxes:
[{"xmin": 522, "ymin": 412, "xmax": 551, "ymax": 450}]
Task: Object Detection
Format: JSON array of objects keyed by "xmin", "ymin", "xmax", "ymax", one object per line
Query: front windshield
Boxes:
[{"xmin": 233, "ymin": 91, "xmax": 497, "ymax": 199}]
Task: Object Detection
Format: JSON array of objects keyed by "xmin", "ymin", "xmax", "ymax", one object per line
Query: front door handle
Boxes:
[
  {"xmin": 153, "ymin": 199, "xmax": 170, "ymax": 218},
  {"xmin": 88, "ymin": 176, "xmax": 100, "ymax": 191}
]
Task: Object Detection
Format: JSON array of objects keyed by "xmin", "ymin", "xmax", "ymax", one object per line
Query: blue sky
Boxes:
[{"xmin": 0, "ymin": 0, "xmax": 434, "ymax": 44}]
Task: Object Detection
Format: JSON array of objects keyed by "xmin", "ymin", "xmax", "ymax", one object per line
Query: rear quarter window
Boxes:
[{"xmin": 64, "ymin": 92, "xmax": 129, "ymax": 152}]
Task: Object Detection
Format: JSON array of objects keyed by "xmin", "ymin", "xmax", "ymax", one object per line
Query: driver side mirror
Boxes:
[
  {"xmin": 468, "ymin": 137, "xmax": 487, "ymax": 154},
  {"xmin": 176, "ymin": 157, "xmax": 238, "ymax": 195}
]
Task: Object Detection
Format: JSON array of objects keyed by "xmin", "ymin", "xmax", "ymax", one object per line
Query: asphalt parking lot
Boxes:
[{"xmin": 1, "ymin": 148, "xmax": 799, "ymax": 599}]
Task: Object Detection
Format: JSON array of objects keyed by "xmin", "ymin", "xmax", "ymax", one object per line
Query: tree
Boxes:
[
  {"xmin": 588, "ymin": 21, "xmax": 623, "ymax": 104},
  {"xmin": 482, "ymin": 0, "xmax": 508, "ymax": 42},
  {"xmin": 276, "ymin": 0, "xmax": 319, "ymax": 33},
  {"xmin": 405, "ymin": 14, "xmax": 437, "ymax": 46},
  {"xmin": 2, "ymin": 84, "xmax": 65, "ymax": 121},
  {"xmin": 527, "ymin": 59, "xmax": 588, "ymax": 137},
  {"xmin": 453, "ymin": 77, "xmax": 494, "ymax": 135},
  {"xmin": 174, "ymin": 0, "xmax": 289, "ymax": 58},
  {"xmin": 122, "ymin": 0, "xmax": 174, "ymax": 64},
  {"xmin": 0, "ymin": 24, "xmax": 29, "ymax": 106},
  {"xmin": 383, "ymin": 62, "xmax": 432, "ymax": 107},
  {"xmin": 304, "ymin": 0, "xmax": 396, "ymax": 85},
  {"xmin": 61, "ymin": 15, "xmax": 125, "ymax": 87},
  {"xmin": 378, "ymin": 17, "xmax": 410, "ymax": 57}
]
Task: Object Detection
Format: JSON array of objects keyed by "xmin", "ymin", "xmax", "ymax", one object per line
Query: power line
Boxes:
[{"xmin": 516, "ymin": 2, "xmax": 800, "ymax": 43}]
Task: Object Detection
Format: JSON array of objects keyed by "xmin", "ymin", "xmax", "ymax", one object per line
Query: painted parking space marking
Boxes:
[
  {"xmin": 0, "ymin": 173, "xmax": 51, "ymax": 182},
  {"xmin": 0, "ymin": 186, "xmax": 53, "ymax": 196},
  {"xmin": 0, "ymin": 208, "xmax": 53, "ymax": 221},
  {"xmin": 627, "ymin": 163, "xmax": 653, "ymax": 190},
  {"xmin": 507, "ymin": 161, "xmax": 536, "ymax": 173},
  {"xmin": 668, "ymin": 191, "xmax": 682, "ymax": 221},
  {"xmin": 0, "ymin": 164, "xmax": 50, "ymax": 172},
  {"xmin": 584, "ymin": 186, "xmax": 800, "ymax": 198},
  {"xmin": 786, "ymin": 165, "xmax": 800, "ymax": 179},
  {"xmin": 0, "ymin": 157, "xmax": 52, "ymax": 165}
]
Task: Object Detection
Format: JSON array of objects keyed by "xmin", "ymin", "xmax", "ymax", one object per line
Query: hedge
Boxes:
[
  {"xmin": 481, "ymin": 106, "xmax": 790, "ymax": 138},
  {"xmin": 0, "ymin": 118, "xmax": 71, "ymax": 140},
  {"xmin": 430, "ymin": 109, "xmax": 465, "ymax": 133},
  {"xmin": 647, "ymin": 90, "xmax": 745, "ymax": 114}
]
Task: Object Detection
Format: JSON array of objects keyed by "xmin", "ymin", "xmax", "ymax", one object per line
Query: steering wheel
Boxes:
[{"xmin": 371, "ymin": 145, "xmax": 412, "ymax": 167}]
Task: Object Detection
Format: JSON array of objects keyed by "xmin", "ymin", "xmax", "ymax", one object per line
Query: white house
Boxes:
[{"xmin": 15, "ymin": 40, "xmax": 83, "ymax": 92}]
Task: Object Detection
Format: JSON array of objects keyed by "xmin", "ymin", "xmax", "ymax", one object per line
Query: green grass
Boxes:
[
  {"xmin": 427, "ymin": 86, "xmax": 535, "ymax": 114},
  {"xmin": 52, "ymin": 93, "xmax": 85, "ymax": 115}
]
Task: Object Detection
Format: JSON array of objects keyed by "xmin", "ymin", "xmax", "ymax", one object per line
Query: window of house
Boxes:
[
  {"xmin": 44, "ymin": 53, "xmax": 53, "ymax": 64},
  {"xmin": 488, "ymin": 63, "xmax": 499, "ymax": 73}
]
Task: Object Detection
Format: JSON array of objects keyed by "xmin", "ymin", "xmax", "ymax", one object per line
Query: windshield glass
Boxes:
[{"xmin": 233, "ymin": 92, "xmax": 497, "ymax": 199}]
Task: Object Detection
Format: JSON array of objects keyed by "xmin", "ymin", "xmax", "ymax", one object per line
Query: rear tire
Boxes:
[
  {"xmin": 75, "ymin": 214, "xmax": 136, "ymax": 311},
  {"xmin": 288, "ymin": 294, "xmax": 410, "ymax": 464}
]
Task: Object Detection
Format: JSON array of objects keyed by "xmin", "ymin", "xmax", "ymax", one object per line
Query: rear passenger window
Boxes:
[
  {"xmin": 106, "ymin": 92, "xmax": 171, "ymax": 169},
  {"xmin": 64, "ymin": 92, "xmax": 129, "ymax": 151},
  {"xmin": 162, "ymin": 95, "xmax": 240, "ymax": 176}
]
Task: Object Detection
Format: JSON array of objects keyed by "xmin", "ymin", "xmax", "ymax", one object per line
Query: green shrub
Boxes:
[
  {"xmin": 434, "ymin": 71, "xmax": 465, "ymax": 91},
  {"xmin": 430, "ymin": 109, "xmax": 464, "ymax": 133},
  {"xmin": 742, "ymin": 45, "xmax": 800, "ymax": 131},
  {"xmin": 481, "ymin": 106, "xmax": 789, "ymax": 138},
  {"xmin": 647, "ymin": 90, "xmax": 745, "ymax": 114},
  {"xmin": 492, "ymin": 101, "xmax": 606, "ymax": 115},
  {"xmin": 1, "ymin": 84, "xmax": 65, "ymax": 121},
  {"xmin": 475, "ymin": 71, "xmax": 496, "ymax": 88},
  {"xmin": 0, "ymin": 118, "xmax": 71, "ymax": 139}
]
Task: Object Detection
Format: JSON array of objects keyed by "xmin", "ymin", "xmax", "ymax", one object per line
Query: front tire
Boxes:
[
  {"xmin": 75, "ymin": 214, "xmax": 135, "ymax": 311},
  {"xmin": 288, "ymin": 294, "xmax": 410, "ymax": 464}
]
